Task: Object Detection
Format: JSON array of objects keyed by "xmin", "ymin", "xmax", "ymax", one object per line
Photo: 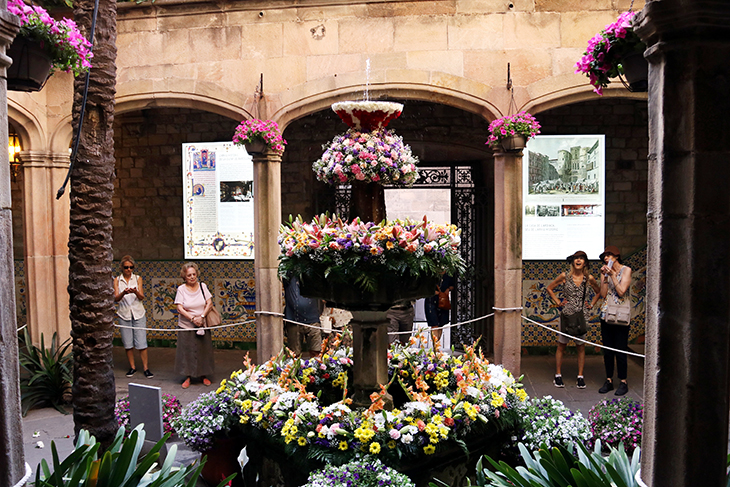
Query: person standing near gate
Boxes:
[{"xmin": 546, "ymin": 250, "xmax": 600, "ymax": 389}]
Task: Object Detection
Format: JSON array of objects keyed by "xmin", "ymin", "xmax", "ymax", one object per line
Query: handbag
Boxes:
[
  {"xmin": 437, "ymin": 290, "xmax": 451, "ymax": 310},
  {"xmin": 605, "ymin": 299, "xmax": 631, "ymax": 325},
  {"xmin": 200, "ymin": 284, "xmax": 222, "ymax": 328},
  {"xmin": 560, "ymin": 278, "xmax": 587, "ymax": 336}
]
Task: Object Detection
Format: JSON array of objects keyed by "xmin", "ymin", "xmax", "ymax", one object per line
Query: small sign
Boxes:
[{"xmin": 129, "ymin": 383, "xmax": 163, "ymax": 441}]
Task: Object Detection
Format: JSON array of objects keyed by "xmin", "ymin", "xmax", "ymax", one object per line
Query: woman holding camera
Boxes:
[
  {"xmin": 174, "ymin": 262, "xmax": 215, "ymax": 389},
  {"xmin": 597, "ymin": 245, "xmax": 632, "ymax": 396}
]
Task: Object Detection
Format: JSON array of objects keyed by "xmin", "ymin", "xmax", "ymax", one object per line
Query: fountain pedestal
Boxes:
[{"xmin": 350, "ymin": 310, "xmax": 394, "ymax": 409}]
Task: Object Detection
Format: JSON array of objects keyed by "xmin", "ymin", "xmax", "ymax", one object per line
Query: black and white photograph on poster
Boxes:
[
  {"xmin": 522, "ymin": 135, "xmax": 605, "ymax": 260},
  {"xmin": 220, "ymin": 181, "xmax": 253, "ymax": 202}
]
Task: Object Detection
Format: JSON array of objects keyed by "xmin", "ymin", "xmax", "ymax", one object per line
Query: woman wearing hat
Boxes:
[
  {"xmin": 546, "ymin": 250, "xmax": 600, "ymax": 389},
  {"xmin": 597, "ymin": 245, "xmax": 632, "ymax": 396}
]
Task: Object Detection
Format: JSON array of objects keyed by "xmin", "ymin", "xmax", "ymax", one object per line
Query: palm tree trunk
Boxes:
[{"xmin": 69, "ymin": 0, "xmax": 117, "ymax": 448}]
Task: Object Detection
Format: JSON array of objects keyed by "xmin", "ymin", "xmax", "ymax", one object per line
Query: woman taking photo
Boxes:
[
  {"xmin": 546, "ymin": 250, "xmax": 600, "ymax": 389},
  {"xmin": 174, "ymin": 262, "xmax": 215, "ymax": 389},
  {"xmin": 597, "ymin": 245, "xmax": 632, "ymax": 396},
  {"xmin": 114, "ymin": 255, "xmax": 153, "ymax": 378}
]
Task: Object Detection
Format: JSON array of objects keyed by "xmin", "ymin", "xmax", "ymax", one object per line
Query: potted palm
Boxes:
[
  {"xmin": 575, "ymin": 11, "xmax": 647, "ymax": 95},
  {"xmin": 485, "ymin": 111, "xmax": 541, "ymax": 152},
  {"xmin": 6, "ymin": 0, "xmax": 93, "ymax": 92}
]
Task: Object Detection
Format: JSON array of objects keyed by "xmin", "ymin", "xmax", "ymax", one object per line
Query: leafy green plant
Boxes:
[
  {"xmin": 35, "ymin": 424, "xmax": 236, "ymax": 487},
  {"xmin": 18, "ymin": 329, "xmax": 73, "ymax": 415},
  {"xmin": 473, "ymin": 441, "xmax": 640, "ymax": 487}
]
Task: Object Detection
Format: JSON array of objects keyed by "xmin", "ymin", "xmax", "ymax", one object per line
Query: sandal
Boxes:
[
  {"xmin": 181, "ymin": 377, "xmax": 191, "ymax": 389},
  {"xmin": 202, "ymin": 377, "xmax": 212, "ymax": 386}
]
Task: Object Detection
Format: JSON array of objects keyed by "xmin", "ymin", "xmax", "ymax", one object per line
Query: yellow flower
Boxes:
[
  {"xmin": 339, "ymin": 441, "xmax": 348, "ymax": 451},
  {"xmin": 239, "ymin": 415, "xmax": 249, "ymax": 424},
  {"xmin": 490, "ymin": 392, "xmax": 505, "ymax": 408},
  {"xmin": 424, "ymin": 444, "xmax": 436, "ymax": 455},
  {"xmin": 369, "ymin": 442, "xmax": 381, "ymax": 454},
  {"xmin": 216, "ymin": 385, "xmax": 226, "ymax": 394},
  {"xmin": 516, "ymin": 389, "xmax": 528, "ymax": 402},
  {"xmin": 387, "ymin": 440, "xmax": 397, "ymax": 449},
  {"xmin": 298, "ymin": 437, "xmax": 307, "ymax": 446}
]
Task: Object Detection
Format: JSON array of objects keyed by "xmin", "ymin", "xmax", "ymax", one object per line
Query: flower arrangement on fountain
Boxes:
[
  {"xmin": 575, "ymin": 11, "xmax": 646, "ymax": 95},
  {"xmin": 485, "ymin": 111, "xmax": 541, "ymax": 149},
  {"xmin": 313, "ymin": 129, "xmax": 418, "ymax": 185},
  {"xmin": 278, "ymin": 214, "xmax": 464, "ymax": 296},
  {"xmin": 232, "ymin": 118, "xmax": 287, "ymax": 155},
  {"xmin": 182, "ymin": 336, "xmax": 527, "ymax": 467},
  {"xmin": 7, "ymin": 0, "xmax": 93, "ymax": 76}
]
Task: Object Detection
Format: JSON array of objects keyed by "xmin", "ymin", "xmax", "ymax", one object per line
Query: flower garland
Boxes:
[
  {"xmin": 232, "ymin": 119, "xmax": 287, "ymax": 155},
  {"xmin": 485, "ymin": 111, "xmax": 541, "ymax": 149},
  {"xmin": 277, "ymin": 215, "xmax": 464, "ymax": 293},
  {"xmin": 313, "ymin": 128, "xmax": 418, "ymax": 186},
  {"xmin": 8, "ymin": 0, "xmax": 93, "ymax": 76},
  {"xmin": 195, "ymin": 339, "xmax": 527, "ymax": 466},
  {"xmin": 575, "ymin": 11, "xmax": 646, "ymax": 95}
]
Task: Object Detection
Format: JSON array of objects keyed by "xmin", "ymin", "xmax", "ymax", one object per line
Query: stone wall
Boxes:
[{"xmin": 112, "ymin": 108, "xmax": 239, "ymax": 260}]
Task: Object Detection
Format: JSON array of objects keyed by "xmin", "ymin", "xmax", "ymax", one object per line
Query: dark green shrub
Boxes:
[{"xmin": 18, "ymin": 329, "xmax": 73, "ymax": 415}]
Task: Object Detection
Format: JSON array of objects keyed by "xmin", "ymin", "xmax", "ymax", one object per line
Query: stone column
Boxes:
[
  {"xmin": 350, "ymin": 310, "xmax": 393, "ymax": 410},
  {"xmin": 493, "ymin": 148, "xmax": 522, "ymax": 375},
  {"xmin": 635, "ymin": 2, "xmax": 730, "ymax": 485},
  {"xmin": 21, "ymin": 150, "xmax": 71, "ymax": 344},
  {"xmin": 0, "ymin": 5, "xmax": 24, "ymax": 487},
  {"xmin": 253, "ymin": 150, "xmax": 283, "ymax": 362}
]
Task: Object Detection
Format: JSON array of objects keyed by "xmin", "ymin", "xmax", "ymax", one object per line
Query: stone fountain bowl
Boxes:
[{"xmin": 332, "ymin": 100, "xmax": 403, "ymax": 132}]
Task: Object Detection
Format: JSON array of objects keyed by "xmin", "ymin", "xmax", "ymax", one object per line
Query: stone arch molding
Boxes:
[{"xmin": 8, "ymin": 101, "xmax": 45, "ymax": 153}]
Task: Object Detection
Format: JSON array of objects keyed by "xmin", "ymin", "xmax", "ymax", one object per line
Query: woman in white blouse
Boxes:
[{"xmin": 114, "ymin": 255, "xmax": 153, "ymax": 379}]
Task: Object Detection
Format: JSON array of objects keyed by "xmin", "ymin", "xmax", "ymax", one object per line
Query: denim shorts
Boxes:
[{"xmin": 119, "ymin": 315, "xmax": 148, "ymax": 350}]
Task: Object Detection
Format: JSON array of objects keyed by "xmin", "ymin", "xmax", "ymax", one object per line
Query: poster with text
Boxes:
[
  {"xmin": 183, "ymin": 141, "xmax": 255, "ymax": 259},
  {"xmin": 522, "ymin": 135, "xmax": 605, "ymax": 260}
]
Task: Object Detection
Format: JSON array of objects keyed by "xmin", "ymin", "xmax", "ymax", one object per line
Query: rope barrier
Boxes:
[
  {"xmin": 112, "ymin": 309, "xmax": 645, "ymax": 358},
  {"xmin": 16, "ymin": 324, "xmax": 27, "ymax": 333},
  {"xmin": 11, "ymin": 462, "xmax": 32, "ymax": 487},
  {"xmin": 114, "ymin": 319, "xmax": 256, "ymax": 332},
  {"xmin": 520, "ymin": 314, "xmax": 645, "ymax": 358}
]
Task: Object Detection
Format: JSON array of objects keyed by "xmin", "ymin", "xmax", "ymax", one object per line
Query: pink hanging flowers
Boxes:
[
  {"xmin": 7, "ymin": 0, "xmax": 93, "ymax": 76},
  {"xmin": 232, "ymin": 119, "xmax": 287, "ymax": 156},
  {"xmin": 485, "ymin": 111, "xmax": 541, "ymax": 149}
]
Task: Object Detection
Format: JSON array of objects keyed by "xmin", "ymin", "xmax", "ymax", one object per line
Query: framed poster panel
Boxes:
[
  {"xmin": 522, "ymin": 135, "xmax": 605, "ymax": 260},
  {"xmin": 182, "ymin": 141, "xmax": 255, "ymax": 259}
]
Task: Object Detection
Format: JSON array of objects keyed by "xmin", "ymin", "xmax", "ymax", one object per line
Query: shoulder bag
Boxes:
[
  {"xmin": 560, "ymin": 278, "xmax": 587, "ymax": 336},
  {"xmin": 604, "ymin": 267, "xmax": 631, "ymax": 326},
  {"xmin": 200, "ymin": 284, "xmax": 222, "ymax": 328}
]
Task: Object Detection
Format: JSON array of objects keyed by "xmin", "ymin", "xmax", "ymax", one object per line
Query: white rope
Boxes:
[
  {"xmin": 11, "ymin": 462, "xmax": 32, "ymax": 487},
  {"xmin": 521, "ymin": 314, "xmax": 645, "ymax": 358},
  {"xmin": 284, "ymin": 313, "xmax": 496, "ymax": 335},
  {"xmin": 114, "ymin": 319, "xmax": 256, "ymax": 332},
  {"xmin": 493, "ymin": 306, "xmax": 524, "ymax": 312},
  {"xmin": 256, "ymin": 311, "xmax": 284, "ymax": 317},
  {"xmin": 16, "ymin": 324, "xmax": 27, "ymax": 332}
]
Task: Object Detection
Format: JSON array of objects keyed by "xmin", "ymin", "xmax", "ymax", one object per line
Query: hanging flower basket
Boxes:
[
  {"xmin": 575, "ymin": 11, "xmax": 647, "ymax": 95},
  {"xmin": 6, "ymin": 34, "xmax": 53, "ymax": 92},
  {"xmin": 486, "ymin": 112, "xmax": 540, "ymax": 151},
  {"xmin": 232, "ymin": 119, "xmax": 286, "ymax": 156},
  {"xmin": 6, "ymin": 0, "xmax": 93, "ymax": 92},
  {"xmin": 620, "ymin": 51, "xmax": 648, "ymax": 92}
]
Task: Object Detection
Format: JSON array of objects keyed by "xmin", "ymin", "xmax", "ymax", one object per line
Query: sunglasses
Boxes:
[{"xmin": 123, "ymin": 265, "xmax": 134, "ymax": 269}]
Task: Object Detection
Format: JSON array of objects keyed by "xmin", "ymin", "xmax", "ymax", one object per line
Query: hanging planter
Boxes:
[
  {"xmin": 243, "ymin": 139, "xmax": 266, "ymax": 155},
  {"xmin": 6, "ymin": 35, "xmax": 53, "ymax": 92},
  {"xmin": 232, "ymin": 119, "xmax": 286, "ymax": 156},
  {"xmin": 575, "ymin": 11, "xmax": 647, "ymax": 95},
  {"xmin": 485, "ymin": 112, "xmax": 541, "ymax": 152},
  {"xmin": 620, "ymin": 51, "xmax": 648, "ymax": 92},
  {"xmin": 6, "ymin": 0, "xmax": 93, "ymax": 92}
]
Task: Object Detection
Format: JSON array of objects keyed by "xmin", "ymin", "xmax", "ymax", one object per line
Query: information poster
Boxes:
[
  {"xmin": 522, "ymin": 135, "xmax": 605, "ymax": 260},
  {"xmin": 183, "ymin": 141, "xmax": 254, "ymax": 259}
]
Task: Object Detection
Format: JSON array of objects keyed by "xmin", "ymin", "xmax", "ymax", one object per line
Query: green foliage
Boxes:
[
  {"xmin": 35, "ymin": 424, "xmax": 235, "ymax": 487},
  {"xmin": 18, "ymin": 329, "xmax": 72, "ymax": 416},
  {"xmin": 470, "ymin": 441, "xmax": 641, "ymax": 487}
]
